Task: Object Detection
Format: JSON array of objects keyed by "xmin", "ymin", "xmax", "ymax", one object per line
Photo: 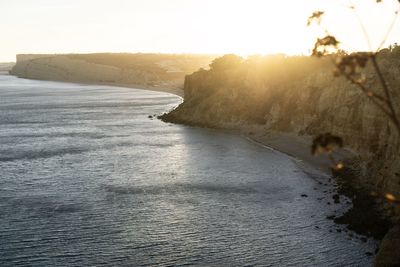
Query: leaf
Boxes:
[
  {"xmin": 307, "ymin": 11, "xmax": 325, "ymax": 26},
  {"xmin": 311, "ymin": 133, "xmax": 343, "ymax": 155},
  {"xmin": 312, "ymin": 36, "xmax": 340, "ymax": 57}
]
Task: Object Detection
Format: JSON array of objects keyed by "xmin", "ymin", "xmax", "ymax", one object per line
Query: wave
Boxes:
[
  {"xmin": 5, "ymin": 195, "xmax": 86, "ymax": 216},
  {"xmin": 0, "ymin": 140, "xmax": 176, "ymax": 162},
  {"xmin": 0, "ymin": 147, "xmax": 92, "ymax": 162},
  {"xmin": 104, "ymin": 183, "xmax": 262, "ymax": 196}
]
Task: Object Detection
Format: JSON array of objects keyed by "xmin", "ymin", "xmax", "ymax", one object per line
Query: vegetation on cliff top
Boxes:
[{"xmin": 67, "ymin": 53, "xmax": 217, "ymax": 78}]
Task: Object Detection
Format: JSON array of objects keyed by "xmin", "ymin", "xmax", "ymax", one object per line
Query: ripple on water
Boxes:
[{"xmin": 0, "ymin": 76, "xmax": 376, "ymax": 266}]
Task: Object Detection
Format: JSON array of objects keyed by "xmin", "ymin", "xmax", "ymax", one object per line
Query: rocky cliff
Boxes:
[
  {"xmin": 162, "ymin": 52, "xmax": 400, "ymax": 266},
  {"xmin": 163, "ymin": 52, "xmax": 400, "ymax": 197},
  {"xmin": 162, "ymin": 53, "xmax": 400, "ymax": 264},
  {"xmin": 10, "ymin": 53, "xmax": 216, "ymax": 93}
]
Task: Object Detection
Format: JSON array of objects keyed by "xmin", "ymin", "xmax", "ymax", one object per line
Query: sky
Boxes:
[{"xmin": 1, "ymin": 0, "xmax": 400, "ymax": 62}]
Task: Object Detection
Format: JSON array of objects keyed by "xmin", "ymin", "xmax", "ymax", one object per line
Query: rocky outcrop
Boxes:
[{"xmin": 10, "ymin": 53, "xmax": 216, "ymax": 91}]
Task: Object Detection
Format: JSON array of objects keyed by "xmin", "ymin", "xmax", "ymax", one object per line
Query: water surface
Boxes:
[{"xmin": 0, "ymin": 75, "xmax": 376, "ymax": 266}]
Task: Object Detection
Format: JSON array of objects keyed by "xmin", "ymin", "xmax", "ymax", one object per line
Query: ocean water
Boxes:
[{"xmin": 0, "ymin": 75, "xmax": 376, "ymax": 266}]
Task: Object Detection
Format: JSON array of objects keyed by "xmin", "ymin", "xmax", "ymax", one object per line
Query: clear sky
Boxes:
[{"xmin": 1, "ymin": 0, "xmax": 399, "ymax": 62}]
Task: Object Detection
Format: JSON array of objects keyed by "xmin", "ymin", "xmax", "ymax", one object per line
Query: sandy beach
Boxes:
[{"xmin": 245, "ymin": 128, "xmax": 355, "ymax": 175}]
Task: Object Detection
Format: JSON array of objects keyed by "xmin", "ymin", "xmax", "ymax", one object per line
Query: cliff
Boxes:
[
  {"xmin": 163, "ymin": 52, "xmax": 400, "ymax": 195},
  {"xmin": 10, "ymin": 53, "xmax": 216, "ymax": 95},
  {"xmin": 162, "ymin": 52, "xmax": 400, "ymax": 265}
]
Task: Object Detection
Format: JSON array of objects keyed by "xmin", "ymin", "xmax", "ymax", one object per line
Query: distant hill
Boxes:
[{"xmin": 10, "ymin": 53, "xmax": 217, "ymax": 95}]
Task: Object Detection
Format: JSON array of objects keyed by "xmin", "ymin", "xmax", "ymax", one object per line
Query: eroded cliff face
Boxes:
[
  {"xmin": 10, "ymin": 53, "xmax": 216, "ymax": 91},
  {"xmin": 163, "ymin": 53, "xmax": 400, "ymax": 265},
  {"xmin": 163, "ymin": 53, "xmax": 400, "ymax": 199}
]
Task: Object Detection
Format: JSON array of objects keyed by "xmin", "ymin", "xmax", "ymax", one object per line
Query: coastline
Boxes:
[
  {"xmin": 243, "ymin": 128, "xmax": 354, "ymax": 175},
  {"xmin": 85, "ymin": 81, "xmax": 184, "ymax": 98},
  {"xmin": 4, "ymin": 73, "xmax": 396, "ymax": 265},
  {"xmin": 4, "ymin": 72, "xmax": 184, "ymax": 98},
  {"xmin": 0, "ymin": 76, "xmax": 379, "ymax": 266},
  {"xmin": 160, "ymin": 114, "xmax": 396, "ymax": 264}
]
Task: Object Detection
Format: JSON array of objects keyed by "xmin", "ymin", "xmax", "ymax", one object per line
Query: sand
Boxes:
[{"xmin": 243, "ymin": 127, "xmax": 355, "ymax": 176}]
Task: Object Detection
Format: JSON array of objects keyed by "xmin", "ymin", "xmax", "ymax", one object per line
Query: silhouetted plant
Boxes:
[
  {"xmin": 311, "ymin": 133, "xmax": 343, "ymax": 155},
  {"xmin": 308, "ymin": 0, "xmax": 400, "ymax": 204},
  {"xmin": 312, "ymin": 133, "xmax": 344, "ymax": 170},
  {"xmin": 308, "ymin": 2, "xmax": 400, "ymax": 134},
  {"xmin": 312, "ymin": 36, "xmax": 340, "ymax": 57}
]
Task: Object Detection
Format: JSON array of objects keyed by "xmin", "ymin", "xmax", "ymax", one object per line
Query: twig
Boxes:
[
  {"xmin": 344, "ymin": 73, "xmax": 393, "ymax": 119},
  {"xmin": 377, "ymin": 6, "xmax": 400, "ymax": 52},
  {"xmin": 328, "ymin": 55, "xmax": 389, "ymax": 106},
  {"xmin": 348, "ymin": 0, "xmax": 373, "ymax": 51}
]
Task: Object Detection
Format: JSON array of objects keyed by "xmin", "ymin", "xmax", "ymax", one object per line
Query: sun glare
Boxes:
[
  {"xmin": 178, "ymin": 0, "xmax": 320, "ymax": 56},
  {"xmin": 191, "ymin": 0, "xmax": 400, "ymax": 57},
  {"xmin": 0, "ymin": 0, "xmax": 400, "ymax": 61}
]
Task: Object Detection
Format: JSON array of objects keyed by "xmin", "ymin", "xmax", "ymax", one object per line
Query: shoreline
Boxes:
[
  {"xmin": 4, "ymin": 73, "xmax": 184, "ymax": 98},
  {"xmin": 242, "ymin": 133, "xmax": 332, "ymax": 181},
  {"xmin": 242, "ymin": 129, "xmax": 367, "ymax": 180},
  {"xmin": 160, "ymin": 114, "xmax": 394, "ymax": 263},
  {"xmin": 86, "ymin": 81, "xmax": 184, "ymax": 98},
  {"xmin": 4, "ymin": 73, "xmax": 395, "ymax": 264},
  {"xmin": 244, "ymin": 130, "xmax": 345, "ymax": 175},
  {"xmin": 243, "ymin": 128, "xmax": 397, "ymax": 265}
]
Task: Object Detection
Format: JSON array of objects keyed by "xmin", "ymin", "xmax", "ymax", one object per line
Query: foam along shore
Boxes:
[
  {"xmin": 65, "ymin": 80, "xmax": 184, "ymax": 98},
  {"xmin": 113, "ymin": 83, "xmax": 183, "ymax": 98},
  {"xmin": 2, "ymin": 70, "xmax": 184, "ymax": 98},
  {"xmin": 244, "ymin": 127, "xmax": 354, "ymax": 175}
]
